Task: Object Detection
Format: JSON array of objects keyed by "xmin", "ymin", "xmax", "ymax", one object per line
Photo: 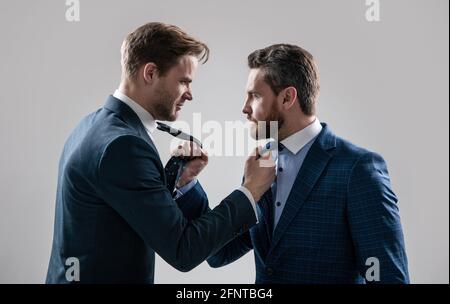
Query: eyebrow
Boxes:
[{"xmin": 180, "ymin": 77, "xmax": 192, "ymax": 83}]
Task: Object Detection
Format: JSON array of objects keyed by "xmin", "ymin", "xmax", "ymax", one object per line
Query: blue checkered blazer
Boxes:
[{"xmin": 207, "ymin": 123, "xmax": 409, "ymax": 283}]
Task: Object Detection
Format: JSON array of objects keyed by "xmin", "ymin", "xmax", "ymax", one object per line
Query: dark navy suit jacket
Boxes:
[
  {"xmin": 208, "ymin": 123, "xmax": 409, "ymax": 284},
  {"xmin": 46, "ymin": 96, "xmax": 256, "ymax": 283}
]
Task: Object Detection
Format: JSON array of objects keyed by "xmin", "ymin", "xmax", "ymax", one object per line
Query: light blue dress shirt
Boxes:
[{"xmin": 272, "ymin": 119, "xmax": 323, "ymax": 229}]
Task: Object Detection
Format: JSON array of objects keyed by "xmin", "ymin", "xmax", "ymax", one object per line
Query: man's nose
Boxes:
[
  {"xmin": 183, "ymin": 89, "xmax": 193, "ymax": 101},
  {"xmin": 242, "ymin": 99, "xmax": 251, "ymax": 115}
]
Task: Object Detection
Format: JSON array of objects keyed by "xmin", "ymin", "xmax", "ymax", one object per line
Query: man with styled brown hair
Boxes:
[
  {"xmin": 46, "ymin": 22, "xmax": 275, "ymax": 283},
  {"xmin": 208, "ymin": 44, "xmax": 409, "ymax": 284}
]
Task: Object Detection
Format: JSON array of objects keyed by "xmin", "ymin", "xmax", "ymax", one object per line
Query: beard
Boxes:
[
  {"xmin": 152, "ymin": 84, "xmax": 178, "ymax": 121},
  {"xmin": 249, "ymin": 99, "xmax": 284, "ymax": 140}
]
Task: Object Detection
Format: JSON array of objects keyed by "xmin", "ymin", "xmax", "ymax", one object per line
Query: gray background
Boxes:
[{"xmin": 0, "ymin": 0, "xmax": 448, "ymax": 284}]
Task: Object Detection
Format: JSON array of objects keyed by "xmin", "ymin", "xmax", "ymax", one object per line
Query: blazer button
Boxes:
[{"xmin": 266, "ymin": 267, "xmax": 274, "ymax": 276}]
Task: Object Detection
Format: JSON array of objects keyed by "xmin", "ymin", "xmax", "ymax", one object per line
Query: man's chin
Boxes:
[
  {"xmin": 167, "ymin": 112, "xmax": 178, "ymax": 122},
  {"xmin": 249, "ymin": 128, "xmax": 258, "ymax": 140},
  {"xmin": 159, "ymin": 108, "xmax": 176, "ymax": 121},
  {"xmin": 250, "ymin": 126, "xmax": 270, "ymax": 140},
  {"xmin": 246, "ymin": 122, "xmax": 257, "ymax": 139}
]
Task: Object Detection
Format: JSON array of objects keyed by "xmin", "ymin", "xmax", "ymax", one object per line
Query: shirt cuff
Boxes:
[
  {"xmin": 237, "ymin": 186, "xmax": 259, "ymax": 224},
  {"xmin": 174, "ymin": 178, "xmax": 198, "ymax": 199}
]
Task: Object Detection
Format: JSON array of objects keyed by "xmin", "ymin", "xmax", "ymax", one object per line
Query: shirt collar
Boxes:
[
  {"xmin": 113, "ymin": 89, "xmax": 157, "ymax": 134},
  {"xmin": 280, "ymin": 118, "xmax": 322, "ymax": 154}
]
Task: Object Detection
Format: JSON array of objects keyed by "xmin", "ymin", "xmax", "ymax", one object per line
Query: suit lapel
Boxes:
[
  {"xmin": 269, "ymin": 123, "xmax": 337, "ymax": 252},
  {"xmin": 103, "ymin": 95, "xmax": 161, "ymax": 162}
]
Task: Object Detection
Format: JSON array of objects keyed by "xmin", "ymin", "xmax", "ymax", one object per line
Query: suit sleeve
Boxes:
[
  {"xmin": 204, "ymin": 176, "xmax": 257, "ymax": 267},
  {"xmin": 207, "ymin": 231, "xmax": 253, "ymax": 268},
  {"xmin": 175, "ymin": 181, "xmax": 254, "ymax": 267},
  {"xmin": 347, "ymin": 151, "xmax": 410, "ymax": 283},
  {"xmin": 175, "ymin": 181, "xmax": 209, "ymax": 221},
  {"xmin": 97, "ymin": 135, "xmax": 257, "ymax": 272}
]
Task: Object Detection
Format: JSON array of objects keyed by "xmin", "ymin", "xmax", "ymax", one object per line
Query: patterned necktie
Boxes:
[
  {"xmin": 154, "ymin": 122, "xmax": 194, "ymax": 196},
  {"xmin": 259, "ymin": 142, "xmax": 284, "ymax": 238}
]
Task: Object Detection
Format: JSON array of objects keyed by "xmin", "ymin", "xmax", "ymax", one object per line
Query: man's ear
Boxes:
[
  {"xmin": 142, "ymin": 63, "xmax": 158, "ymax": 84},
  {"xmin": 280, "ymin": 86, "xmax": 298, "ymax": 110}
]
